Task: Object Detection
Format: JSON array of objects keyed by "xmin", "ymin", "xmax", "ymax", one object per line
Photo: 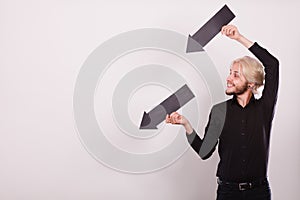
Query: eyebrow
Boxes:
[{"xmin": 230, "ymin": 69, "xmax": 241, "ymax": 74}]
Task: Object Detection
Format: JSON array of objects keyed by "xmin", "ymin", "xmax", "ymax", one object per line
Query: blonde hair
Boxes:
[{"xmin": 232, "ymin": 56, "xmax": 265, "ymax": 93}]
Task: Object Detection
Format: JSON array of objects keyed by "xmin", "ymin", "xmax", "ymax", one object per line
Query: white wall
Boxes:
[{"xmin": 0, "ymin": 0, "xmax": 299, "ymax": 199}]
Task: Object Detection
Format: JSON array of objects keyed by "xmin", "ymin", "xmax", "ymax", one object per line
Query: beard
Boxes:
[{"xmin": 225, "ymin": 82, "xmax": 248, "ymax": 95}]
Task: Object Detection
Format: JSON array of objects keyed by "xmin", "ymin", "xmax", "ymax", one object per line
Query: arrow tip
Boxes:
[
  {"xmin": 186, "ymin": 35, "xmax": 205, "ymax": 53},
  {"xmin": 139, "ymin": 111, "xmax": 158, "ymax": 130}
]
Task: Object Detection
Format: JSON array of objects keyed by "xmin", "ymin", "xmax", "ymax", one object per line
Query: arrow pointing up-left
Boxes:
[{"xmin": 139, "ymin": 84, "xmax": 195, "ymax": 129}]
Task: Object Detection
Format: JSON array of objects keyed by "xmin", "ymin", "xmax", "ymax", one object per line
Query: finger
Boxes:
[
  {"xmin": 223, "ymin": 27, "xmax": 231, "ymax": 36},
  {"xmin": 170, "ymin": 112, "xmax": 177, "ymax": 120},
  {"xmin": 226, "ymin": 27, "xmax": 232, "ymax": 35},
  {"xmin": 170, "ymin": 115, "xmax": 177, "ymax": 124},
  {"xmin": 172, "ymin": 113, "xmax": 182, "ymax": 124},
  {"xmin": 221, "ymin": 25, "xmax": 228, "ymax": 34},
  {"xmin": 229, "ymin": 26, "xmax": 236, "ymax": 35},
  {"xmin": 166, "ymin": 114, "xmax": 174, "ymax": 124},
  {"xmin": 165, "ymin": 114, "xmax": 170, "ymax": 123},
  {"xmin": 222, "ymin": 25, "xmax": 234, "ymax": 34},
  {"xmin": 229, "ymin": 26, "xmax": 237, "ymax": 35},
  {"xmin": 222, "ymin": 25, "xmax": 231, "ymax": 32},
  {"xmin": 221, "ymin": 26, "xmax": 225, "ymax": 34},
  {"xmin": 170, "ymin": 111, "xmax": 178, "ymax": 117},
  {"xmin": 170, "ymin": 114, "xmax": 178, "ymax": 124}
]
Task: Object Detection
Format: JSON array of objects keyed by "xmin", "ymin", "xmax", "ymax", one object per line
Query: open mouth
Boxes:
[{"xmin": 227, "ymin": 83, "xmax": 234, "ymax": 88}]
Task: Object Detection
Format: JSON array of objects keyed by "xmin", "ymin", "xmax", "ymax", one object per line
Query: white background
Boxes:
[{"xmin": 1, "ymin": 0, "xmax": 299, "ymax": 199}]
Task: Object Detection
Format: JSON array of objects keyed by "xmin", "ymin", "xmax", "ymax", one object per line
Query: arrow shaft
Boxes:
[
  {"xmin": 140, "ymin": 84, "xmax": 195, "ymax": 129},
  {"xmin": 192, "ymin": 5, "xmax": 235, "ymax": 47},
  {"xmin": 161, "ymin": 94, "xmax": 180, "ymax": 114},
  {"xmin": 147, "ymin": 105, "xmax": 168, "ymax": 126},
  {"xmin": 148, "ymin": 84, "xmax": 195, "ymax": 124}
]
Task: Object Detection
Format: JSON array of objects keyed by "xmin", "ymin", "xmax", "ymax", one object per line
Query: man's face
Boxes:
[{"xmin": 225, "ymin": 63, "xmax": 249, "ymax": 95}]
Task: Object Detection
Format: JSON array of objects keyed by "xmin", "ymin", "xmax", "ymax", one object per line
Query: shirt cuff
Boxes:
[
  {"xmin": 248, "ymin": 42, "xmax": 258, "ymax": 51},
  {"xmin": 186, "ymin": 129, "xmax": 197, "ymax": 144}
]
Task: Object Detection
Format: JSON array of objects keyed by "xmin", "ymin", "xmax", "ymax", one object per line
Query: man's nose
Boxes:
[{"xmin": 226, "ymin": 74, "xmax": 232, "ymax": 82}]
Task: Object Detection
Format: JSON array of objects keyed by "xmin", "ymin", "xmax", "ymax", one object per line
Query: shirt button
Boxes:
[{"xmin": 241, "ymin": 132, "xmax": 245, "ymax": 136}]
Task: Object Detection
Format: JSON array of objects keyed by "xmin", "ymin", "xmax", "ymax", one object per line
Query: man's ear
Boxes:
[{"xmin": 248, "ymin": 82, "xmax": 255, "ymax": 89}]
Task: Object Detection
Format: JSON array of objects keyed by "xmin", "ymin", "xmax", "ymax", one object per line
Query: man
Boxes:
[{"xmin": 165, "ymin": 25, "xmax": 279, "ymax": 200}]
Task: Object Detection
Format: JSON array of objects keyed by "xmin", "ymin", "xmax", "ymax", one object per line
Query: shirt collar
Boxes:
[{"xmin": 231, "ymin": 94, "xmax": 256, "ymax": 108}]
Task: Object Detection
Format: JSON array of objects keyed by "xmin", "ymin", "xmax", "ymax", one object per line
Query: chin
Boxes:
[{"xmin": 225, "ymin": 89, "xmax": 234, "ymax": 95}]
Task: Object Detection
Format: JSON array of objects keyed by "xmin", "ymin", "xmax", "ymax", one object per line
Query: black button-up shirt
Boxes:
[{"xmin": 187, "ymin": 42, "xmax": 279, "ymax": 182}]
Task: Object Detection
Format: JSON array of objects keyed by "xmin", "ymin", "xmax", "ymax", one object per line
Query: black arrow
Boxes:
[
  {"xmin": 186, "ymin": 4, "xmax": 235, "ymax": 53},
  {"xmin": 139, "ymin": 84, "xmax": 195, "ymax": 129}
]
